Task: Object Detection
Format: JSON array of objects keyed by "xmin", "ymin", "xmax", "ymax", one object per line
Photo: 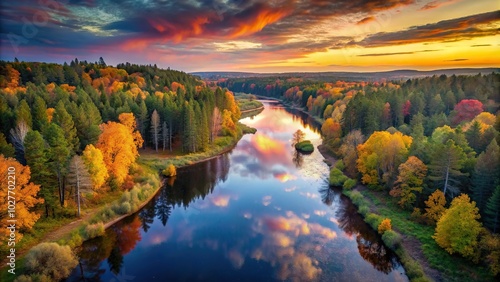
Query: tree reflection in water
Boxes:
[
  {"xmin": 73, "ymin": 154, "xmax": 231, "ymax": 281},
  {"xmin": 334, "ymin": 190, "xmax": 401, "ymax": 274}
]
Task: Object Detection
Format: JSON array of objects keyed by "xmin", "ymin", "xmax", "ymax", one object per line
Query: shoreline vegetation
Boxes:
[
  {"xmin": 257, "ymin": 96, "xmax": 498, "ymax": 282},
  {"xmin": 1, "ymin": 121, "xmax": 255, "ymax": 282}
]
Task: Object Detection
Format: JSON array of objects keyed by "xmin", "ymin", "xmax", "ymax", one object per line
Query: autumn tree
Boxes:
[
  {"xmin": 390, "ymin": 156, "xmax": 427, "ymax": 210},
  {"xmin": 97, "ymin": 121, "xmax": 140, "ymax": 188},
  {"xmin": 451, "ymin": 99, "xmax": 483, "ymax": 125},
  {"xmin": 292, "ymin": 129, "xmax": 306, "ymax": 146},
  {"xmin": 221, "ymin": 109, "xmax": 236, "ymax": 137},
  {"xmin": 82, "ymin": 144, "xmax": 108, "ymax": 191},
  {"xmin": 150, "ymin": 109, "xmax": 161, "ymax": 152},
  {"xmin": 0, "ymin": 155, "xmax": 43, "ymax": 244},
  {"xmin": 434, "ymin": 194, "xmax": 481, "ymax": 259},
  {"xmin": 339, "ymin": 130, "xmax": 364, "ymax": 177},
  {"xmin": 428, "ymin": 139, "xmax": 467, "ymax": 198},
  {"xmin": 357, "ymin": 131, "xmax": 412, "ymax": 188},
  {"xmin": 118, "ymin": 112, "xmax": 144, "ymax": 149},
  {"xmin": 424, "ymin": 190, "xmax": 447, "ymax": 224}
]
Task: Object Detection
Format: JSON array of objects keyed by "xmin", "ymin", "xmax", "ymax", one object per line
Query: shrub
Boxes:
[
  {"xmin": 85, "ymin": 222, "xmax": 105, "ymax": 239},
  {"xmin": 329, "ymin": 167, "xmax": 348, "ymax": 186},
  {"xmin": 378, "ymin": 218, "xmax": 392, "ymax": 234},
  {"xmin": 334, "ymin": 160, "xmax": 345, "ymax": 171},
  {"xmin": 403, "ymin": 258, "xmax": 425, "ymax": 280},
  {"xmin": 349, "ymin": 191, "xmax": 363, "ymax": 204},
  {"xmin": 343, "ymin": 178, "xmax": 356, "ymax": 190},
  {"xmin": 162, "ymin": 164, "xmax": 177, "ymax": 177},
  {"xmin": 24, "ymin": 242, "xmax": 78, "ymax": 281},
  {"xmin": 382, "ymin": 230, "xmax": 402, "ymax": 250},
  {"xmin": 365, "ymin": 213, "xmax": 383, "ymax": 230},
  {"xmin": 358, "ymin": 205, "xmax": 370, "ymax": 216},
  {"xmin": 295, "ymin": 140, "xmax": 314, "ymax": 153},
  {"xmin": 117, "ymin": 202, "xmax": 131, "ymax": 214}
]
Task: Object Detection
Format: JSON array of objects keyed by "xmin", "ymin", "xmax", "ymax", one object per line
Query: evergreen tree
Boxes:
[
  {"xmin": 0, "ymin": 132, "xmax": 15, "ymax": 158},
  {"xmin": 484, "ymin": 186, "xmax": 500, "ymax": 233},
  {"xmin": 428, "ymin": 140, "xmax": 467, "ymax": 198},
  {"xmin": 466, "ymin": 121, "xmax": 482, "ymax": 153},
  {"xmin": 24, "ymin": 130, "xmax": 55, "ymax": 217},
  {"xmin": 32, "ymin": 96, "xmax": 48, "ymax": 131},
  {"xmin": 44, "ymin": 123, "xmax": 71, "ymax": 207},
  {"xmin": 53, "ymin": 101, "xmax": 79, "ymax": 153},
  {"xmin": 16, "ymin": 99, "xmax": 32, "ymax": 128},
  {"xmin": 471, "ymin": 140, "xmax": 500, "ymax": 213}
]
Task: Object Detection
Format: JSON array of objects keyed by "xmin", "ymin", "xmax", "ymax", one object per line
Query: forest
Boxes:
[
  {"xmin": 0, "ymin": 59, "xmax": 242, "ymax": 261},
  {"xmin": 220, "ymin": 73, "xmax": 500, "ymax": 278}
]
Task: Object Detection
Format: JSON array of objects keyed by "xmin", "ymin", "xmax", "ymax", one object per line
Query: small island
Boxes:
[{"xmin": 292, "ymin": 129, "xmax": 314, "ymax": 153}]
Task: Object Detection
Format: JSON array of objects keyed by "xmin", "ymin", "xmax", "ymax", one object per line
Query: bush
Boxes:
[
  {"xmin": 85, "ymin": 222, "xmax": 105, "ymax": 239},
  {"xmin": 162, "ymin": 164, "xmax": 177, "ymax": 177},
  {"xmin": 117, "ymin": 201, "xmax": 131, "ymax": 214},
  {"xmin": 378, "ymin": 218, "xmax": 392, "ymax": 234},
  {"xmin": 403, "ymin": 257, "xmax": 425, "ymax": 280},
  {"xmin": 334, "ymin": 160, "xmax": 345, "ymax": 171},
  {"xmin": 24, "ymin": 242, "xmax": 78, "ymax": 281},
  {"xmin": 343, "ymin": 178, "xmax": 356, "ymax": 190},
  {"xmin": 329, "ymin": 168, "xmax": 348, "ymax": 186},
  {"xmin": 295, "ymin": 140, "xmax": 314, "ymax": 153},
  {"xmin": 358, "ymin": 205, "xmax": 370, "ymax": 216},
  {"xmin": 382, "ymin": 230, "xmax": 402, "ymax": 250},
  {"xmin": 349, "ymin": 191, "xmax": 363, "ymax": 204},
  {"xmin": 365, "ymin": 213, "xmax": 383, "ymax": 230}
]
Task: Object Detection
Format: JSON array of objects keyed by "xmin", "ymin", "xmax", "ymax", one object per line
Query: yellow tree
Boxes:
[
  {"xmin": 97, "ymin": 122, "xmax": 139, "ymax": 188},
  {"xmin": 118, "ymin": 112, "xmax": 144, "ymax": 148},
  {"xmin": 82, "ymin": 144, "xmax": 109, "ymax": 191},
  {"xmin": 0, "ymin": 156, "xmax": 44, "ymax": 244},
  {"xmin": 434, "ymin": 194, "xmax": 481, "ymax": 259},
  {"xmin": 224, "ymin": 91, "xmax": 241, "ymax": 122},
  {"xmin": 357, "ymin": 131, "xmax": 412, "ymax": 188},
  {"xmin": 424, "ymin": 190, "xmax": 447, "ymax": 224},
  {"xmin": 390, "ymin": 156, "xmax": 427, "ymax": 209},
  {"xmin": 221, "ymin": 109, "xmax": 236, "ymax": 137}
]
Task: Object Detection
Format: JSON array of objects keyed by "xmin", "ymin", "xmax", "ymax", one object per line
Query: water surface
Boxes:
[{"xmin": 70, "ymin": 101, "xmax": 407, "ymax": 282}]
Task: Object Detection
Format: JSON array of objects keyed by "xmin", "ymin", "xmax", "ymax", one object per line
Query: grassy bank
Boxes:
[{"xmin": 139, "ymin": 123, "xmax": 253, "ymax": 171}]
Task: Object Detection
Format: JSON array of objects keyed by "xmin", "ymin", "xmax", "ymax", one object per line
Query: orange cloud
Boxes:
[
  {"xmin": 231, "ymin": 9, "xmax": 290, "ymax": 38},
  {"xmin": 211, "ymin": 194, "xmax": 231, "ymax": 207},
  {"xmin": 356, "ymin": 16, "xmax": 375, "ymax": 25},
  {"xmin": 274, "ymin": 172, "xmax": 297, "ymax": 182}
]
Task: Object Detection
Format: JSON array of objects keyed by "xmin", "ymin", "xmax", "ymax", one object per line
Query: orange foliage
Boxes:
[
  {"xmin": 321, "ymin": 118, "xmax": 342, "ymax": 139},
  {"xmin": 171, "ymin": 81, "xmax": 185, "ymax": 93},
  {"xmin": 118, "ymin": 113, "xmax": 144, "ymax": 148},
  {"xmin": 60, "ymin": 84, "xmax": 76, "ymax": 93},
  {"xmin": 97, "ymin": 121, "xmax": 140, "ymax": 187},
  {"xmin": 0, "ymin": 156, "xmax": 43, "ymax": 244},
  {"xmin": 46, "ymin": 108, "xmax": 55, "ymax": 123},
  {"xmin": 378, "ymin": 218, "xmax": 392, "ymax": 234},
  {"xmin": 116, "ymin": 215, "xmax": 142, "ymax": 255}
]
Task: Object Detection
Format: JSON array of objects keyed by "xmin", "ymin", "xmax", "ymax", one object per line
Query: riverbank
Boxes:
[{"xmin": 1, "ymin": 121, "xmax": 256, "ymax": 281}]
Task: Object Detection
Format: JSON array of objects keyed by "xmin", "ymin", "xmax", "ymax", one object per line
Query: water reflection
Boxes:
[{"xmin": 70, "ymin": 101, "xmax": 406, "ymax": 282}]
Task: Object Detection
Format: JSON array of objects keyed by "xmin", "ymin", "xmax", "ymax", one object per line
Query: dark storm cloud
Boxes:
[{"xmin": 351, "ymin": 10, "xmax": 500, "ymax": 47}]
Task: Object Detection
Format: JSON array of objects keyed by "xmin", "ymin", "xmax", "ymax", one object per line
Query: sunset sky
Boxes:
[{"xmin": 0, "ymin": 0, "xmax": 499, "ymax": 72}]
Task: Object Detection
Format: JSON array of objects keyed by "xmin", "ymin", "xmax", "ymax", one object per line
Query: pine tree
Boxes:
[
  {"xmin": 428, "ymin": 140, "xmax": 466, "ymax": 198},
  {"xmin": 44, "ymin": 124, "xmax": 71, "ymax": 207},
  {"xmin": 67, "ymin": 155, "xmax": 92, "ymax": 217},
  {"xmin": 32, "ymin": 96, "xmax": 48, "ymax": 131},
  {"xmin": 16, "ymin": 99, "xmax": 32, "ymax": 128},
  {"xmin": 471, "ymin": 140, "xmax": 500, "ymax": 213},
  {"xmin": 53, "ymin": 101, "xmax": 79, "ymax": 153},
  {"xmin": 0, "ymin": 133, "xmax": 14, "ymax": 158},
  {"xmin": 24, "ymin": 130, "xmax": 55, "ymax": 217},
  {"xmin": 466, "ymin": 121, "xmax": 482, "ymax": 153},
  {"xmin": 484, "ymin": 186, "xmax": 500, "ymax": 233}
]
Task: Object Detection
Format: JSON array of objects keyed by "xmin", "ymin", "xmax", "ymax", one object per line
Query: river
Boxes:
[{"xmin": 69, "ymin": 101, "xmax": 407, "ymax": 282}]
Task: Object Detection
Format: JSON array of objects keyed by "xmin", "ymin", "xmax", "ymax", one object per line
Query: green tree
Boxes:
[
  {"xmin": 434, "ymin": 194, "xmax": 482, "ymax": 259},
  {"xmin": 16, "ymin": 99, "xmax": 32, "ymax": 128},
  {"xmin": 471, "ymin": 140, "xmax": 500, "ymax": 213},
  {"xmin": 428, "ymin": 140, "xmax": 467, "ymax": 198},
  {"xmin": 484, "ymin": 186, "xmax": 500, "ymax": 233},
  {"xmin": 390, "ymin": 156, "xmax": 427, "ymax": 209},
  {"xmin": 0, "ymin": 132, "xmax": 14, "ymax": 158},
  {"xmin": 43, "ymin": 124, "xmax": 71, "ymax": 207},
  {"xmin": 466, "ymin": 121, "xmax": 482, "ymax": 153},
  {"xmin": 32, "ymin": 96, "xmax": 48, "ymax": 131},
  {"xmin": 24, "ymin": 130, "xmax": 55, "ymax": 217},
  {"xmin": 53, "ymin": 101, "xmax": 79, "ymax": 153}
]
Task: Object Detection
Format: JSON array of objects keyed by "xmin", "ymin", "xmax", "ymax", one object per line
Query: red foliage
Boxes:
[
  {"xmin": 403, "ymin": 100, "xmax": 411, "ymax": 117},
  {"xmin": 452, "ymin": 99, "xmax": 483, "ymax": 125}
]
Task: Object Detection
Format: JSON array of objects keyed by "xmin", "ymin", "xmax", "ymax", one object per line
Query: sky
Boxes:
[{"xmin": 0, "ymin": 0, "xmax": 499, "ymax": 72}]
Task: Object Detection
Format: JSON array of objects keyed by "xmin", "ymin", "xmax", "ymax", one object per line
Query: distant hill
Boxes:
[{"xmin": 192, "ymin": 68, "xmax": 499, "ymax": 81}]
